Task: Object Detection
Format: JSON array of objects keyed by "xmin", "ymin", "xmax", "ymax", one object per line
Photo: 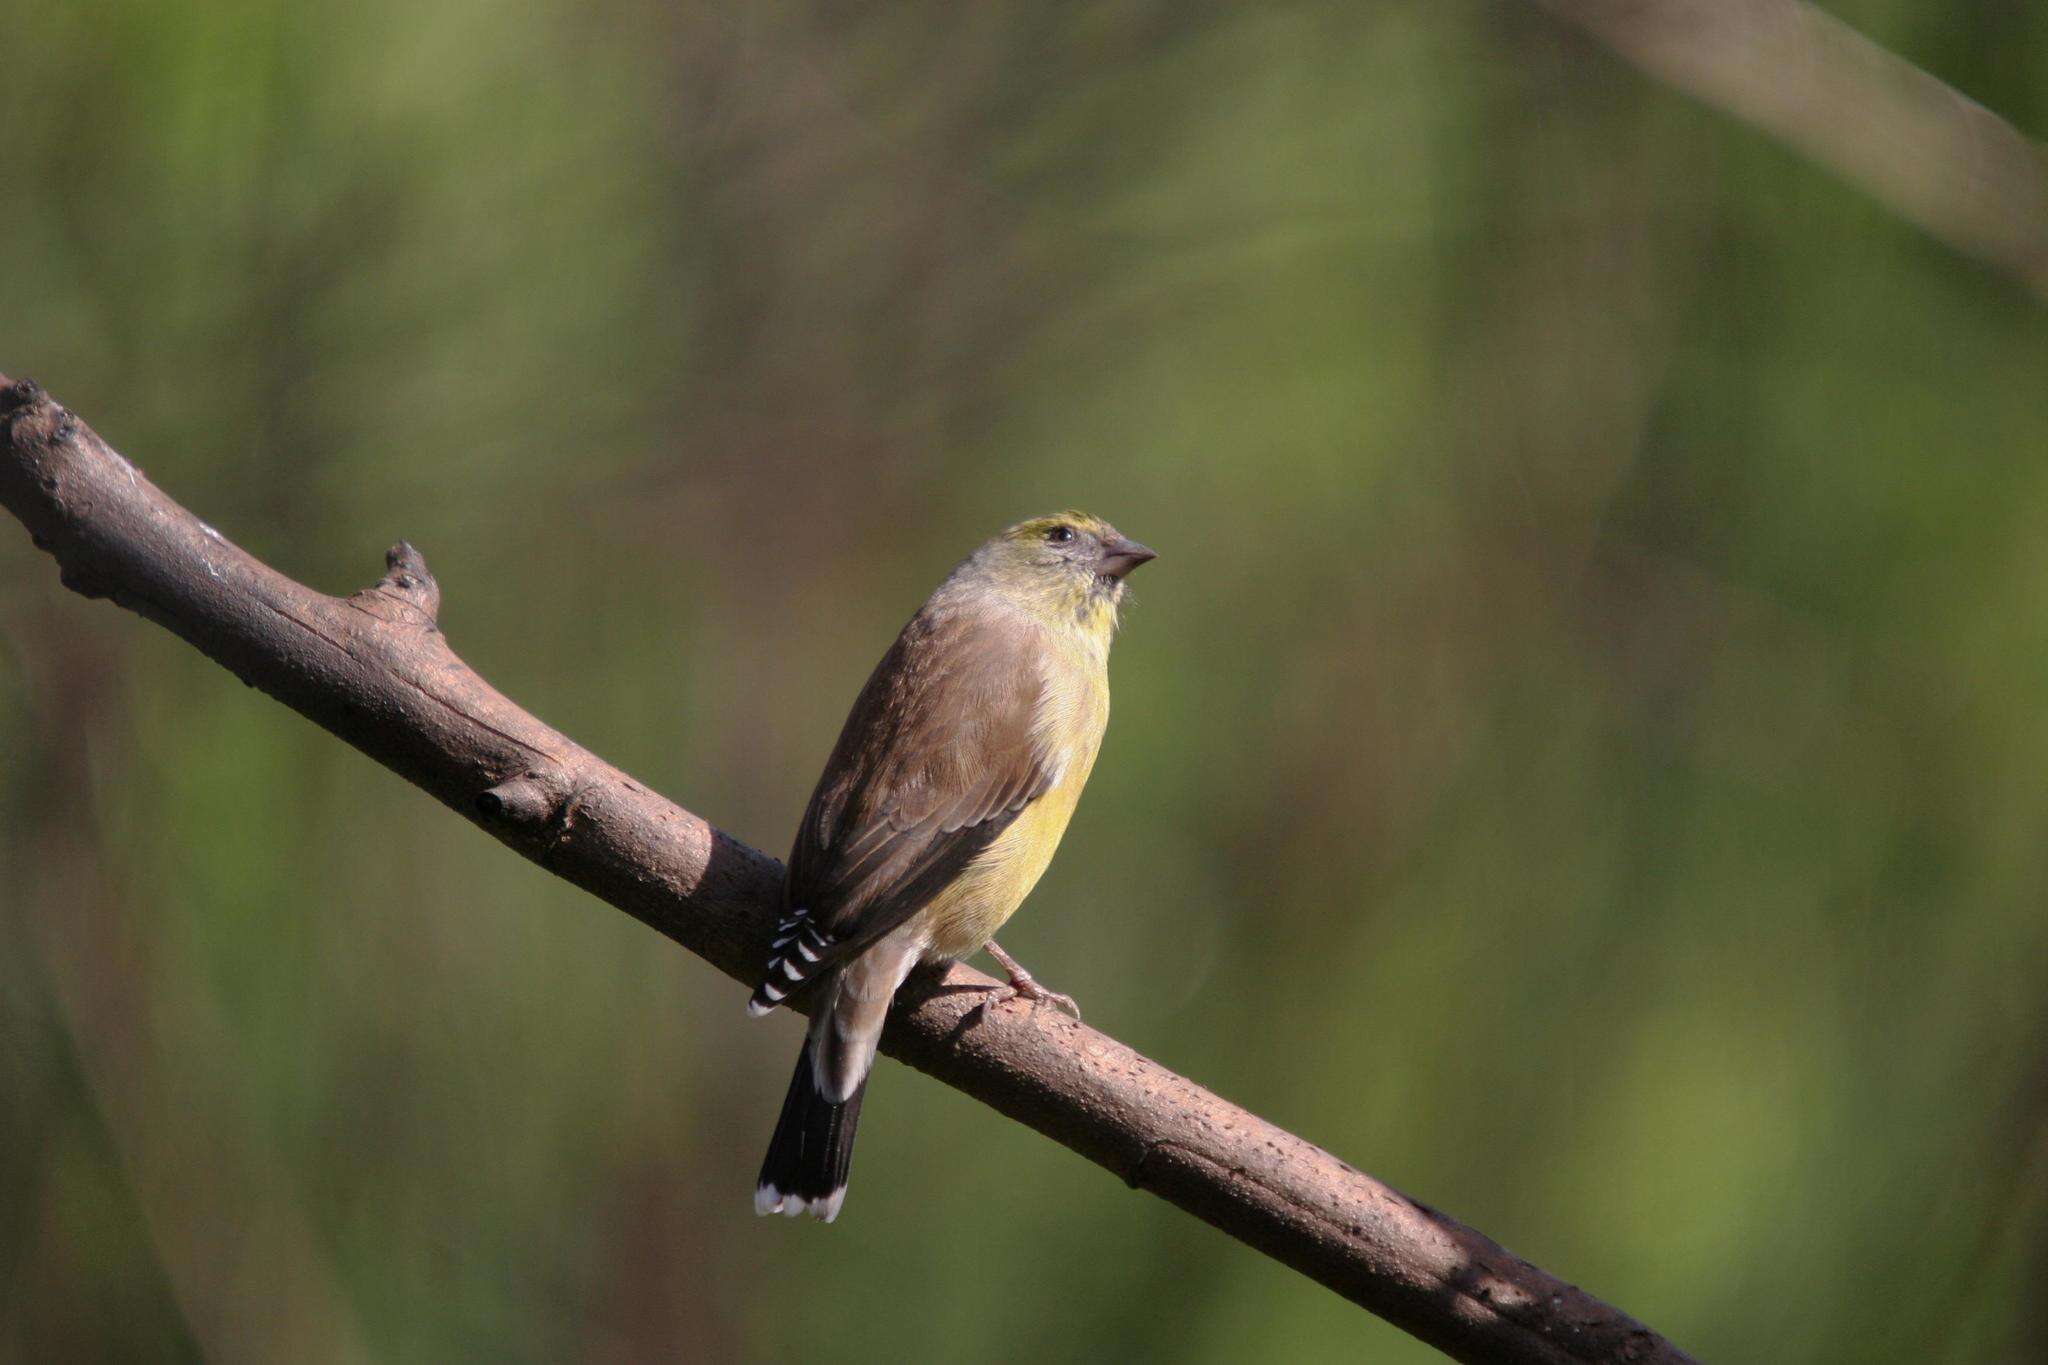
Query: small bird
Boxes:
[{"xmin": 748, "ymin": 511, "xmax": 1155, "ymax": 1221}]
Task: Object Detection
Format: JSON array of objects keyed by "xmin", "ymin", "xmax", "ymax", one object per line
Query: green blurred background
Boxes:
[{"xmin": 4, "ymin": 2, "xmax": 2047, "ymax": 1360}]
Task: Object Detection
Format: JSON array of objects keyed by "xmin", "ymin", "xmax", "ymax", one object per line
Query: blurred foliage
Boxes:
[{"xmin": 5, "ymin": 1, "xmax": 2048, "ymax": 1360}]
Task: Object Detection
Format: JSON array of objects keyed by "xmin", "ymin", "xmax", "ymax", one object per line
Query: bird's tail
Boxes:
[
  {"xmin": 753, "ymin": 937, "xmax": 915, "ymax": 1222},
  {"xmin": 754, "ymin": 1037, "xmax": 866, "ymax": 1222}
]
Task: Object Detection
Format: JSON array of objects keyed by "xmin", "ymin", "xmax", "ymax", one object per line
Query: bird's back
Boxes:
[{"xmin": 786, "ymin": 597, "xmax": 1052, "ymax": 940}]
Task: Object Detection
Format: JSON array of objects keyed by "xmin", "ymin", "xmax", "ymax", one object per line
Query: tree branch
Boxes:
[
  {"xmin": 0, "ymin": 374, "xmax": 1695, "ymax": 1365},
  {"xmin": 1532, "ymin": 0, "xmax": 2048, "ymax": 301}
]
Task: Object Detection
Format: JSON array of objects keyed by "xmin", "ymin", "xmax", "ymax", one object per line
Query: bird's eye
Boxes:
[{"xmin": 1046, "ymin": 525, "xmax": 1075, "ymax": 544}]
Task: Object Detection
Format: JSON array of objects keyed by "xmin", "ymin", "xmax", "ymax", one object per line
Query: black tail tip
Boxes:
[{"xmin": 755, "ymin": 1043, "xmax": 866, "ymax": 1224}]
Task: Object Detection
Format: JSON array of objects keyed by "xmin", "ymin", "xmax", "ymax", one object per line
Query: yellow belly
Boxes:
[{"xmin": 917, "ymin": 679, "xmax": 1106, "ymax": 959}]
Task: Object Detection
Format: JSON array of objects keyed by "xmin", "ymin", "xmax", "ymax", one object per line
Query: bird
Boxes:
[{"xmin": 747, "ymin": 511, "xmax": 1156, "ymax": 1222}]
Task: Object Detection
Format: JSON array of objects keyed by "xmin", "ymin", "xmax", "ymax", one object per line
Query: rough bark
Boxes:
[{"xmin": 0, "ymin": 374, "xmax": 1695, "ymax": 1365}]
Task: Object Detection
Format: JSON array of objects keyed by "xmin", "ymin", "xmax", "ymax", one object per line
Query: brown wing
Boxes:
[{"xmin": 772, "ymin": 607, "xmax": 1054, "ymax": 983}]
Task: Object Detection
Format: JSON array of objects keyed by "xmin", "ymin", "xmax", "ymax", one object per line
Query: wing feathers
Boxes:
[{"xmin": 747, "ymin": 608, "xmax": 1053, "ymax": 1010}]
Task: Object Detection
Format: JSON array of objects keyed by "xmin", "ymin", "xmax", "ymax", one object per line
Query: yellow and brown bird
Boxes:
[{"xmin": 748, "ymin": 512, "xmax": 1155, "ymax": 1220}]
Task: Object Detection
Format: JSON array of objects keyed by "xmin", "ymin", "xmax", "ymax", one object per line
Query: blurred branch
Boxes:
[
  {"xmin": 1533, "ymin": 0, "xmax": 2048, "ymax": 300},
  {"xmin": 0, "ymin": 374, "xmax": 1695, "ymax": 1365}
]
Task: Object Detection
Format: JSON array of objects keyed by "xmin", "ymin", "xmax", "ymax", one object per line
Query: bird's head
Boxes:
[{"xmin": 961, "ymin": 511, "xmax": 1156, "ymax": 638}]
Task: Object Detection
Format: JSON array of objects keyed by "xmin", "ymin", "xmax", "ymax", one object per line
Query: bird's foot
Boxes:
[
  {"xmin": 1008, "ymin": 973, "xmax": 1082, "ymax": 1020},
  {"xmin": 981, "ymin": 940, "xmax": 1081, "ymax": 1021}
]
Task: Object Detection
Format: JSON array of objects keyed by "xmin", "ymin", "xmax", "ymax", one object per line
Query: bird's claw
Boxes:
[{"xmin": 981, "ymin": 974, "xmax": 1081, "ymax": 1022}]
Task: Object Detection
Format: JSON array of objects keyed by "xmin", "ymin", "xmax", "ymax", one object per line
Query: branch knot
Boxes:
[
  {"xmin": 1, "ymin": 378, "xmax": 66, "ymax": 453},
  {"xmin": 476, "ymin": 772, "xmax": 568, "ymax": 830},
  {"xmin": 346, "ymin": 541, "xmax": 442, "ymax": 627},
  {"xmin": 1, "ymin": 377, "xmax": 44, "ymax": 417}
]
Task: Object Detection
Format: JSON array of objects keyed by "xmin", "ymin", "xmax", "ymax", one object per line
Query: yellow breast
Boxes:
[{"xmin": 918, "ymin": 638, "xmax": 1109, "ymax": 961}]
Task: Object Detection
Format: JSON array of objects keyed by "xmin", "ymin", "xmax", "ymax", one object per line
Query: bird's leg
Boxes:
[{"xmin": 982, "ymin": 941, "xmax": 1081, "ymax": 1020}]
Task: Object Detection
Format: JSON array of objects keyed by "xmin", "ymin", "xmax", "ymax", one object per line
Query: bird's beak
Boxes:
[{"xmin": 1096, "ymin": 534, "xmax": 1157, "ymax": 580}]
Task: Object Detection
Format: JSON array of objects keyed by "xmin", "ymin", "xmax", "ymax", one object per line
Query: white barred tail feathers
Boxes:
[{"xmin": 746, "ymin": 910, "xmax": 834, "ymax": 1017}]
